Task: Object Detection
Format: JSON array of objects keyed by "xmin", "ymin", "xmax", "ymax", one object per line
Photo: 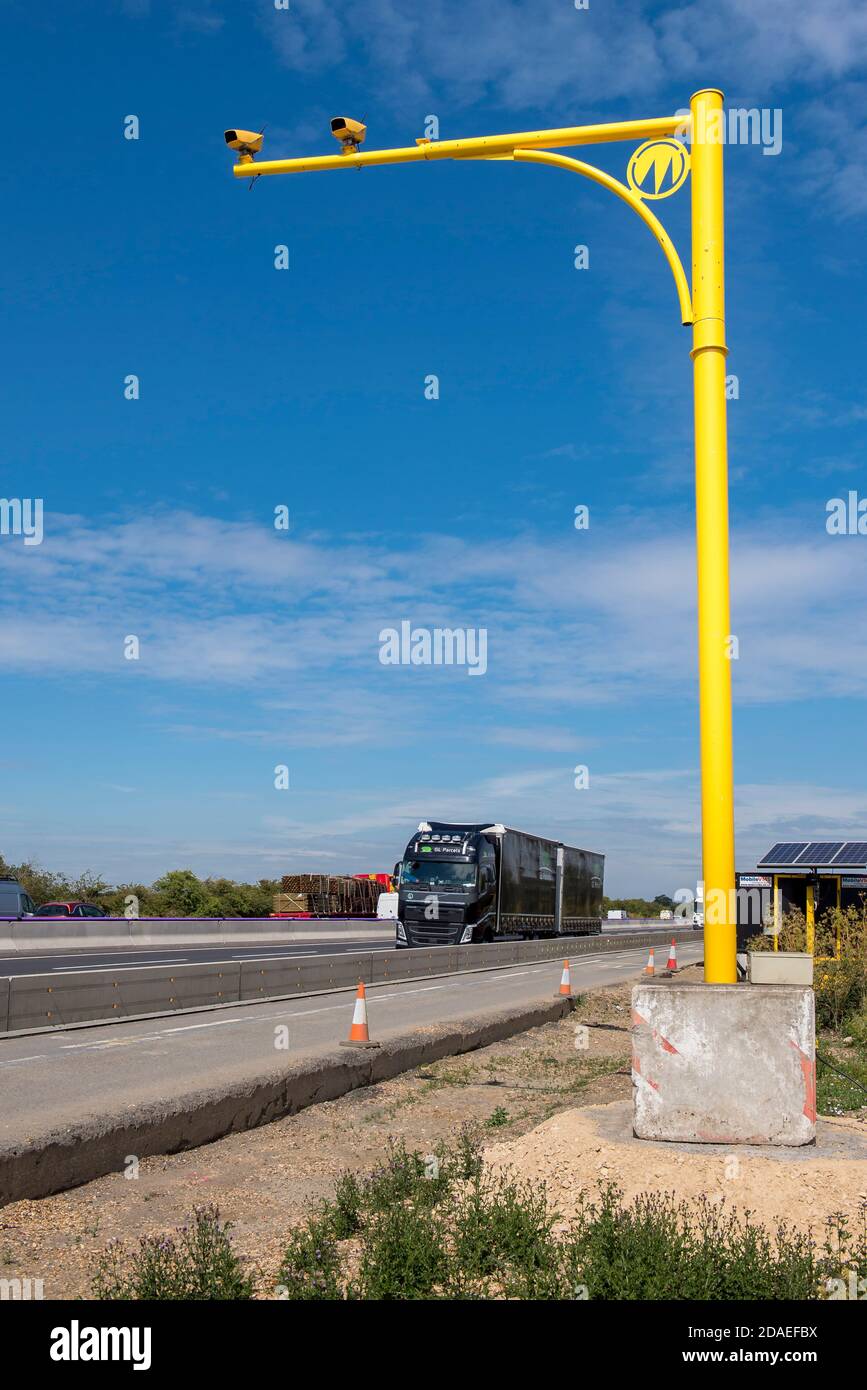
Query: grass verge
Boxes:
[{"xmin": 92, "ymin": 1135, "xmax": 867, "ymax": 1301}]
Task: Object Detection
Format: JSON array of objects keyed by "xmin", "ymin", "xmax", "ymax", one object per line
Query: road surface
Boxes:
[
  {"xmin": 0, "ymin": 922, "xmax": 693, "ymax": 977},
  {"xmin": 0, "ymin": 938, "xmax": 703, "ymax": 1143}
]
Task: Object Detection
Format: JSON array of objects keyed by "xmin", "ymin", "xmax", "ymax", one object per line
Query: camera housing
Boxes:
[
  {"xmin": 330, "ymin": 117, "xmax": 366, "ymax": 154},
  {"xmin": 224, "ymin": 129, "xmax": 264, "ymax": 163}
]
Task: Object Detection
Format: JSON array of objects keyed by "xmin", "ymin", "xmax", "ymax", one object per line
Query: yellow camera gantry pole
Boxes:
[{"xmin": 230, "ymin": 88, "xmax": 737, "ymax": 983}]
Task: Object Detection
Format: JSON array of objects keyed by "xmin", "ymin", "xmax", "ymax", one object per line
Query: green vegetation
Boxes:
[
  {"xmin": 817, "ymin": 1046, "xmax": 867, "ymax": 1117},
  {"xmin": 91, "ymin": 1205, "xmax": 255, "ymax": 1300},
  {"xmin": 91, "ymin": 1137, "xmax": 867, "ymax": 1301},
  {"xmin": 276, "ymin": 1135, "xmax": 867, "ymax": 1300},
  {"xmin": 749, "ymin": 904, "xmax": 867, "ymax": 1116},
  {"xmin": 2, "ymin": 851, "xmax": 678, "ymax": 921},
  {"xmin": 602, "ymin": 895, "xmax": 679, "ymax": 917},
  {"xmin": 0, "ymin": 853, "xmax": 279, "ymax": 917},
  {"xmin": 485, "ymin": 1105, "xmax": 511, "ymax": 1128}
]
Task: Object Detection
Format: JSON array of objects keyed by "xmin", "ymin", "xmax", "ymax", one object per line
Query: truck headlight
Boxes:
[
  {"xmin": 396, "ymin": 921, "xmax": 407, "ymax": 942},
  {"xmin": 460, "ymin": 926, "xmax": 473, "ymax": 943}
]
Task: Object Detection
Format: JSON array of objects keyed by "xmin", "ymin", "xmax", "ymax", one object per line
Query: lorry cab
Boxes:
[{"xmin": 395, "ymin": 824, "xmax": 496, "ymax": 948}]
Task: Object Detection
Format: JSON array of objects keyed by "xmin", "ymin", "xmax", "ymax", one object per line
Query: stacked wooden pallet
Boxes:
[
  {"xmin": 275, "ymin": 874, "xmax": 382, "ymax": 917},
  {"xmin": 272, "ymin": 892, "xmax": 310, "ymax": 915}
]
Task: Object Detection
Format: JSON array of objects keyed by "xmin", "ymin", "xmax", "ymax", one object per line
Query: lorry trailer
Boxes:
[{"xmin": 395, "ymin": 822, "xmax": 603, "ymax": 948}]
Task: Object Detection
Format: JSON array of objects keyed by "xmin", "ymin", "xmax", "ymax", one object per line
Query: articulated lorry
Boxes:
[{"xmin": 395, "ymin": 821, "xmax": 603, "ymax": 948}]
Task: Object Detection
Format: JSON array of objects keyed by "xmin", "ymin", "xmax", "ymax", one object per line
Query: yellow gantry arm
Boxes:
[
  {"xmin": 233, "ymin": 115, "xmax": 694, "ymax": 328},
  {"xmin": 232, "ymin": 114, "xmax": 689, "ymax": 178},
  {"xmin": 511, "ymin": 149, "xmax": 692, "ymax": 326}
]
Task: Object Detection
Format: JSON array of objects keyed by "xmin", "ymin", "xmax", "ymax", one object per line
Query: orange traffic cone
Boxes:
[
  {"xmin": 666, "ymin": 938, "xmax": 677, "ymax": 972},
  {"xmin": 342, "ymin": 981, "xmax": 380, "ymax": 1049},
  {"xmin": 556, "ymin": 959, "xmax": 573, "ymax": 999},
  {"xmin": 644, "ymin": 947, "xmax": 655, "ymax": 976}
]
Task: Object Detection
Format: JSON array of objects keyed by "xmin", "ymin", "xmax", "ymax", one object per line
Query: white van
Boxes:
[{"xmin": 0, "ymin": 878, "xmax": 36, "ymax": 918}]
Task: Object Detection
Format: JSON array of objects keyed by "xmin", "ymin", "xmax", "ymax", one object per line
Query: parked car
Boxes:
[
  {"xmin": 0, "ymin": 877, "xmax": 37, "ymax": 917},
  {"xmin": 33, "ymin": 901, "xmax": 108, "ymax": 918}
]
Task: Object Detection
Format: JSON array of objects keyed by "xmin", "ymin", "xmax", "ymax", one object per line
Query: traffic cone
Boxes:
[
  {"xmin": 666, "ymin": 938, "xmax": 678, "ymax": 972},
  {"xmin": 556, "ymin": 959, "xmax": 573, "ymax": 999},
  {"xmin": 341, "ymin": 981, "xmax": 380, "ymax": 1049},
  {"xmin": 644, "ymin": 947, "xmax": 655, "ymax": 976}
]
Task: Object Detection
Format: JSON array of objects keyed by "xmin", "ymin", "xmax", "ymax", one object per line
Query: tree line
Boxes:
[
  {"xmin": 0, "ymin": 855, "xmax": 279, "ymax": 918},
  {"xmin": 1, "ymin": 852, "xmax": 676, "ymax": 920}
]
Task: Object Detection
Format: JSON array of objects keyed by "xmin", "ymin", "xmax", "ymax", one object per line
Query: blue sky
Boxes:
[{"xmin": 1, "ymin": 0, "xmax": 866, "ymax": 894}]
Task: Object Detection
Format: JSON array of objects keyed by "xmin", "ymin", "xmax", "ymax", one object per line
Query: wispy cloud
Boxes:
[
  {"xmin": 10, "ymin": 758, "xmax": 867, "ymax": 894},
  {"xmin": 259, "ymin": 0, "xmax": 867, "ymax": 108},
  {"xmin": 254, "ymin": 0, "xmax": 867, "ymax": 224},
  {"xmin": 1, "ymin": 504, "xmax": 865, "ymax": 710}
]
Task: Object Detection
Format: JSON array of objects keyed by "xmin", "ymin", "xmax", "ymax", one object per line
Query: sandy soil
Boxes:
[
  {"xmin": 485, "ymin": 1102, "xmax": 867, "ymax": 1239},
  {"xmin": 1, "ymin": 964, "xmax": 865, "ymax": 1298}
]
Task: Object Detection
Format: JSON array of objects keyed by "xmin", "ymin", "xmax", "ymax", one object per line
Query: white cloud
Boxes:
[
  {"xmin": 1, "ymin": 506, "xmax": 865, "ymax": 709},
  {"xmin": 260, "ymin": 0, "xmax": 867, "ymax": 107},
  {"xmin": 254, "ymin": 0, "xmax": 867, "ymax": 224}
]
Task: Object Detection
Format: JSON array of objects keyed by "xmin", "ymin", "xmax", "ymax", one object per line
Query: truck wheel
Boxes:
[{"xmin": 482, "ymin": 927, "xmax": 494, "ymax": 944}]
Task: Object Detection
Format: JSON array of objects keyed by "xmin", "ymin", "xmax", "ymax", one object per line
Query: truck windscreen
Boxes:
[{"xmin": 401, "ymin": 860, "xmax": 477, "ymax": 887}]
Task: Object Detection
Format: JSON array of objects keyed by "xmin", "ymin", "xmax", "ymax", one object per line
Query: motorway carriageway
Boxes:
[
  {"xmin": 0, "ymin": 939, "xmax": 704, "ymax": 1143},
  {"xmin": 0, "ymin": 922, "xmax": 695, "ymax": 978}
]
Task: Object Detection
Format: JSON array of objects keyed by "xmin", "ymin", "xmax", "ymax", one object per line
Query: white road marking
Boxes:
[
  {"xmin": 369, "ymin": 985, "xmax": 446, "ymax": 1001},
  {"xmin": 59, "ymin": 1034, "xmax": 167, "ymax": 1052},
  {"xmin": 161, "ymin": 1019, "xmax": 243, "ymax": 1033},
  {"xmin": 52, "ymin": 957, "xmax": 190, "ymax": 971},
  {"xmin": 231, "ymin": 951, "xmax": 319, "ymax": 960}
]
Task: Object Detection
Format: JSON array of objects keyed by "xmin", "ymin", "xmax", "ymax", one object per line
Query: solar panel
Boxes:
[
  {"xmin": 796, "ymin": 841, "xmax": 844, "ymax": 865},
  {"xmin": 758, "ymin": 840, "xmax": 867, "ymax": 869},
  {"xmin": 757, "ymin": 842, "xmax": 808, "ymax": 867},
  {"xmin": 832, "ymin": 842, "xmax": 867, "ymax": 866}
]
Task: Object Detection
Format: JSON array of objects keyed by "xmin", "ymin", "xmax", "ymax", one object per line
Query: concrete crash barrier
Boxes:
[
  {"xmin": 0, "ymin": 976, "xmax": 8, "ymax": 1033},
  {"xmin": 4, "ymin": 917, "xmax": 687, "ymax": 954},
  {"xmin": 0, "ymin": 930, "xmax": 698, "ymax": 1036},
  {"xmin": 130, "ymin": 918, "xmax": 226, "ymax": 948},
  {"xmin": 5, "ymin": 916, "xmax": 389, "ymax": 954},
  {"xmin": 240, "ymin": 952, "xmax": 376, "ymax": 1001},
  {"xmin": 11, "ymin": 921, "xmax": 132, "ymax": 952},
  {"xmin": 631, "ymin": 982, "xmax": 816, "ymax": 1147},
  {"xmin": 372, "ymin": 947, "xmax": 463, "ymax": 981},
  {"xmin": 8, "ymin": 963, "xmax": 242, "ymax": 1032},
  {"xmin": 0, "ymin": 996, "xmax": 576, "ymax": 1206}
]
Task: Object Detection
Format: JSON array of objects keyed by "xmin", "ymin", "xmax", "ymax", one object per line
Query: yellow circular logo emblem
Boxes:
[{"xmin": 626, "ymin": 139, "xmax": 690, "ymax": 200}]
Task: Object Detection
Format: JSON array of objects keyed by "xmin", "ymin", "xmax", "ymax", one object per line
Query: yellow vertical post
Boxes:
[
  {"xmin": 806, "ymin": 882, "xmax": 815, "ymax": 956},
  {"xmin": 772, "ymin": 875, "xmax": 779, "ymax": 951},
  {"xmin": 690, "ymin": 89, "xmax": 736, "ymax": 983}
]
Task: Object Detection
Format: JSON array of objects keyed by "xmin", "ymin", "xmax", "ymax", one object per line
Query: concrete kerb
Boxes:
[
  {"xmin": 0, "ymin": 931, "xmax": 698, "ymax": 1040},
  {"xmin": 0, "ymin": 996, "xmax": 577, "ymax": 1206}
]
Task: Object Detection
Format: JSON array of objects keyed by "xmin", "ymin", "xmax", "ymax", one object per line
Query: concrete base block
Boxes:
[{"xmin": 631, "ymin": 983, "xmax": 816, "ymax": 1146}]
